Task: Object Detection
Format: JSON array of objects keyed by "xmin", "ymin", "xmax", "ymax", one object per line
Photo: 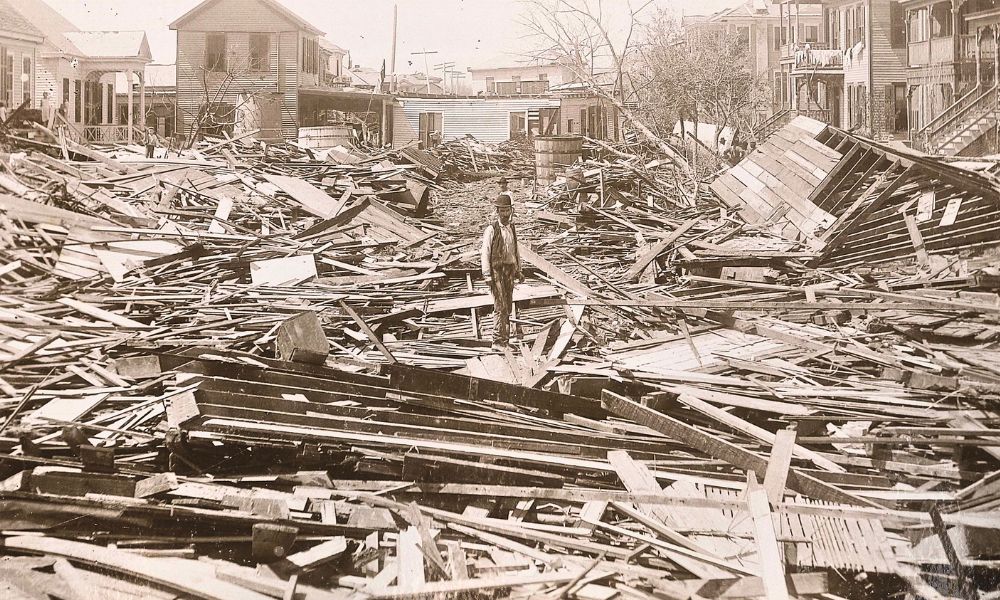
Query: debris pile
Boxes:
[
  {"xmin": 1, "ymin": 116, "xmax": 999, "ymax": 599},
  {"xmin": 431, "ymin": 135, "xmax": 533, "ymax": 180}
]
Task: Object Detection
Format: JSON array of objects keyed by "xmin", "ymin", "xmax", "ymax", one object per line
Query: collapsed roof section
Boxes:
[{"xmin": 711, "ymin": 116, "xmax": 1000, "ymax": 269}]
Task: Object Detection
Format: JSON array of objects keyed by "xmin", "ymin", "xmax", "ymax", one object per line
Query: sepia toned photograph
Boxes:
[{"xmin": 0, "ymin": 0, "xmax": 998, "ymax": 598}]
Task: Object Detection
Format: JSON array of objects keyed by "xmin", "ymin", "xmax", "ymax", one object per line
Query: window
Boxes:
[
  {"xmin": 803, "ymin": 25, "xmax": 819, "ymax": 43},
  {"xmin": 538, "ymin": 73, "xmax": 548, "ymax": 81},
  {"xmin": 889, "ymin": 2, "xmax": 905, "ymax": 48},
  {"xmin": 206, "ymin": 33, "xmax": 227, "ymax": 72},
  {"xmin": 567, "ymin": 118, "xmax": 575, "ymax": 133},
  {"xmin": 828, "ymin": 9, "xmax": 841, "ymax": 49},
  {"xmin": 0, "ymin": 49, "xmax": 12, "ymax": 105},
  {"xmin": 485, "ymin": 76, "xmax": 495, "ymax": 94},
  {"xmin": 62, "ymin": 77, "xmax": 69, "ymax": 108},
  {"xmin": 854, "ymin": 6, "xmax": 865, "ymax": 46},
  {"xmin": 21, "ymin": 57, "xmax": 30, "ymax": 104},
  {"xmin": 737, "ymin": 26, "xmax": 750, "ymax": 50},
  {"xmin": 249, "ymin": 33, "xmax": 269, "ymax": 71},
  {"xmin": 301, "ymin": 38, "xmax": 319, "ymax": 74},
  {"xmin": 930, "ymin": 2, "xmax": 952, "ymax": 38},
  {"xmin": 771, "ymin": 25, "xmax": 781, "ymax": 50},
  {"xmin": 908, "ymin": 7, "xmax": 928, "ymax": 43},
  {"xmin": 74, "ymin": 79, "xmax": 81, "ymax": 122}
]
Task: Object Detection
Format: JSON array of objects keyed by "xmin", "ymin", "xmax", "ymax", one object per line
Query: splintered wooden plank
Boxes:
[
  {"xmin": 745, "ymin": 473, "xmax": 789, "ymax": 600},
  {"xmin": 56, "ymin": 297, "xmax": 148, "ymax": 328},
  {"xmin": 285, "ymin": 537, "xmax": 347, "ymax": 570},
  {"xmin": 4, "ymin": 536, "xmax": 273, "ymax": 600},
  {"xmin": 763, "ymin": 429, "xmax": 797, "ymax": 505},
  {"xmin": 263, "ymin": 174, "xmax": 340, "ymax": 219},
  {"xmin": 396, "ymin": 527, "xmax": 426, "ymax": 592},
  {"xmin": 623, "ymin": 217, "xmax": 702, "ymax": 281},
  {"xmin": 601, "ymin": 391, "xmax": 880, "ymax": 508}
]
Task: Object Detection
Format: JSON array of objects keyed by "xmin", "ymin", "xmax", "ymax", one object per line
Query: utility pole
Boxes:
[
  {"xmin": 411, "ymin": 49, "xmax": 438, "ymax": 94},
  {"xmin": 434, "ymin": 61, "xmax": 455, "ymax": 94},
  {"xmin": 390, "ymin": 3, "xmax": 398, "ymax": 92},
  {"xmin": 447, "ymin": 71, "xmax": 466, "ymax": 95}
]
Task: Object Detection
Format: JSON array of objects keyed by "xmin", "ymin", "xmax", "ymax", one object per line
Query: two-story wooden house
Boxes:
[
  {"xmin": 821, "ymin": 0, "xmax": 909, "ymax": 139},
  {"xmin": 906, "ymin": 0, "xmax": 1000, "ymax": 155},
  {"xmin": 773, "ymin": 1, "xmax": 832, "ymax": 121},
  {"xmin": 170, "ymin": 0, "xmax": 344, "ymax": 141}
]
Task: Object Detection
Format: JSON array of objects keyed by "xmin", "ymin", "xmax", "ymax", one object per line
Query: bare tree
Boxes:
[
  {"xmin": 176, "ymin": 50, "xmax": 275, "ymax": 149},
  {"xmin": 634, "ymin": 10, "xmax": 772, "ymax": 156},
  {"xmin": 520, "ymin": 0, "xmax": 693, "ymax": 178}
]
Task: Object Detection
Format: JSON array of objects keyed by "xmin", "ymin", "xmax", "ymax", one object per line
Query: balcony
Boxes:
[
  {"xmin": 791, "ymin": 46, "xmax": 844, "ymax": 73},
  {"xmin": 960, "ymin": 33, "xmax": 997, "ymax": 61},
  {"xmin": 909, "ymin": 38, "xmax": 956, "ymax": 66},
  {"xmin": 781, "ymin": 41, "xmax": 832, "ymax": 59}
]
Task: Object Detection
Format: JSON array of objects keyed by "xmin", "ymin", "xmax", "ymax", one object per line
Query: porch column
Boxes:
[
  {"xmin": 126, "ymin": 68, "xmax": 134, "ymax": 144},
  {"xmin": 976, "ymin": 28, "xmax": 982, "ymax": 86},
  {"xmin": 139, "ymin": 70, "xmax": 146, "ymax": 135},
  {"xmin": 995, "ymin": 27, "xmax": 1000, "ymax": 84}
]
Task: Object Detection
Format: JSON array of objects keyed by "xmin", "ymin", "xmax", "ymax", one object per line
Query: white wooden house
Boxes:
[{"xmin": 11, "ymin": 0, "xmax": 152, "ymax": 143}]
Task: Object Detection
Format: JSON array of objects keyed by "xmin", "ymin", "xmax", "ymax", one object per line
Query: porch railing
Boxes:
[
  {"xmin": 795, "ymin": 108, "xmax": 833, "ymax": 124},
  {"xmin": 913, "ymin": 84, "xmax": 997, "ymax": 152},
  {"xmin": 83, "ymin": 125, "xmax": 133, "ymax": 143},
  {"xmin": 751, "ymin": 109, "xmax": 791, "ymax": 141}
]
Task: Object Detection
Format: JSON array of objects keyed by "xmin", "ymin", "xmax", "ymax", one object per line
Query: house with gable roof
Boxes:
[
  {"xmin": 9, "ymin": 0, "xmax": 152, "ymax": 143},
  {"xmin": 170, "ymin": 0, "xmax": 359, "ymax": 141}
]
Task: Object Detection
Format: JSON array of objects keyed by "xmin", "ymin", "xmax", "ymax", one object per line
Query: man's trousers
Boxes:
[{"xmin": 489, "ymin": 263, "xmax": 517, "ymax": 346}]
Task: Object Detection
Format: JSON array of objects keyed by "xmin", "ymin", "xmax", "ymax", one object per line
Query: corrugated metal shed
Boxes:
[{"xmin": 393, "ymin": 97, "xmax": 560, "ymax": 144}]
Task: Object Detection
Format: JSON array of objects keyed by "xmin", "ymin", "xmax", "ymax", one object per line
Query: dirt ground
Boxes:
[{"xmin": 430, "ymin": 175, "xmax": 542, "ymax": 248}]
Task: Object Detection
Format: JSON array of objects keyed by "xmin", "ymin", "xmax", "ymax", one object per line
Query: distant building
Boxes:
[
  {"xmin": 169, "ymin": 0, "xmax": 357, "ymax": 141},
  {"xmin": 468, "ymin": 58, "xmax": 574, "ymax": 96},
  {"xmin": 115, "ymin": 63, "xmax": 176, "ymax": 139},
  {"xmin": 4, "ymin": 0, "xmax": 152, "ymax": 143},
  {"xmin": 391, "ymin": 96, "xmax": 561, "ymax": 147},
  {"xmin": 685, "ymin": 0, "xmax": 789, "ymax": 113}
]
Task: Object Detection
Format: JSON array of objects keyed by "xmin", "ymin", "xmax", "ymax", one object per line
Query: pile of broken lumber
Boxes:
[{"xmin": 1, "ymin": 117, "xmax": 999, "ymax": 599}]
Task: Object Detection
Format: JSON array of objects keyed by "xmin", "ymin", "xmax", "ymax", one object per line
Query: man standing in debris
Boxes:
[
  {"xmin": 144, "ymin": 127, "xmax": 158, "ymax": 159},
  {"xmin": 481, "ymin": 192, "xmax": 525, "ymax": 351}
]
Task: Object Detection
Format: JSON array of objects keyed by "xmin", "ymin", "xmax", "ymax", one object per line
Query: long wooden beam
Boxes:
[{"xmin": 600, "ymin": 390, "xmax": 882, "ymax": 508}]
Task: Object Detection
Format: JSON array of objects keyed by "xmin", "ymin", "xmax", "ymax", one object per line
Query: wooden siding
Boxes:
[
  {"xmin": 870, "ymin": 0, "xmax": 907, "ymax": 88},
  {"xmin": 175, "ymin": 29, "xmax": 299, "ymax": 139},
  {"xmin": 172, "ymin": 0, "xmax": 297, "ymax": 32},
  {"xmin": 392, "ymin": 97, "xmax": 560, "ymax": 145}
]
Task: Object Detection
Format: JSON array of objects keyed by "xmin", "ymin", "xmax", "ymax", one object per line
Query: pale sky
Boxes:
[{"xmin": 40, "ymin": 0, "xmax": 738, "ymax": 73}]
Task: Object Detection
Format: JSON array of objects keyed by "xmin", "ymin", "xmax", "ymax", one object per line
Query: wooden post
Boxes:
[
  {"xmin": 975, "ymin": 28, "xmax": 982, "ymax": 87},
  {"xmin": 126, "ymin": 68, "xmax": 134, "ymax": 144},
  {"xmin": 994, "ymin": 27, "xmax": 1000, "ymax": 85},
  {"xmin": 139, "ymin": 69, "xmax": 146, "ymax": 136}
]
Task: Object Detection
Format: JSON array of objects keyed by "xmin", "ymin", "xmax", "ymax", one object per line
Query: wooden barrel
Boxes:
[{"xmin": 534, "ymin": 135, "xmax": 583, "ymax": 186}]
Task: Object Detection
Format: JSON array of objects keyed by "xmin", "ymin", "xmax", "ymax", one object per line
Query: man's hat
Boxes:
[{"xmin": 494, "ymin": 192, "xmax": 513, "ymax": 208}]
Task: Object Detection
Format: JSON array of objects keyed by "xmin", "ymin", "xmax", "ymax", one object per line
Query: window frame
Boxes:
[
  {"xmin": 249, "ymin": 33, "xmax": 270, "ymax": 72},
  {"xmin": 205, "ymin": 32, "xmax": 227, "ymax": 73}
]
